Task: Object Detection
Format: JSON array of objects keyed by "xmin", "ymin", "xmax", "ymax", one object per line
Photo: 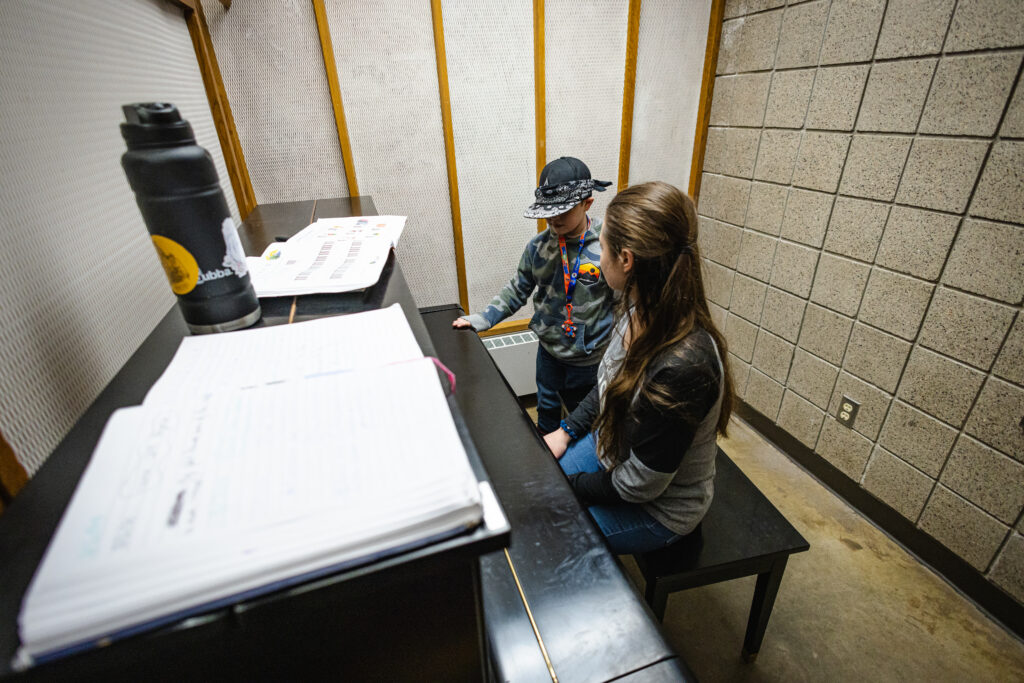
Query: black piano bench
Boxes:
[{"xmin": 634, "ymin": 448, "xmax": 809, "ymax": 661}]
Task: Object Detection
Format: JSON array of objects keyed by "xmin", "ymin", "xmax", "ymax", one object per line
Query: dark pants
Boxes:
[{"xmin": 535, "ymin": 345, "xmax": 598, "ymax": 434}]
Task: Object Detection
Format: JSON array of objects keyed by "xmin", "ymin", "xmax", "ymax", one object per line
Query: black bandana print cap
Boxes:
[{"xmin": 523, "ymin": 156, "xmax": 612, "ymax": 219}]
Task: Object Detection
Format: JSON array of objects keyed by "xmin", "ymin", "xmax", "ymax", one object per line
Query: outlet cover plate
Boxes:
[{"xmin": 837, "ymin": 396, "xmax": 860, "ymax": 428}]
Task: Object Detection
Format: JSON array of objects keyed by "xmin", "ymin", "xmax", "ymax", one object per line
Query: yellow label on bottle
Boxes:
[{"xmin": 151, "ymin": 235, "xmax": 199, "ymax": 295}]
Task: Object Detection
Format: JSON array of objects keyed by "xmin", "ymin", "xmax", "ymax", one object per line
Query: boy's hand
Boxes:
[
  {"xmin": 543, "ymin": 429, "xmax": 572, "ymax": 459},
  {"xmin": 452, "ymin": 317, "xmax": 474, "ymax": 330}
]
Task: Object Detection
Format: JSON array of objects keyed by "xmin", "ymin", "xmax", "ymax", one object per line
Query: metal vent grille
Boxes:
[
  {"xmin": 630, "ymin": 0, "xmax": 711, "ymax": 192},
  {"xmin": 483, "ymin": 331, "xmax": 539, "ymax": 396},
  {"xmin": 442, "ymin": 0, "xmax": 537, "ymax": 320},
  {"xmin": 325, "ymin": 1, "xmax": 458, "ymax": 308},
  {"xmin": 201, "ymin": 0, "xmax": 348, "ymax": 205},
  {"xmin": 0, "ymin": 0, "xmax": 229, "ymax": 473}
]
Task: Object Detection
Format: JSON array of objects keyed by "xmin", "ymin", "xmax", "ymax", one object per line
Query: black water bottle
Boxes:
[{"xmin": 120, "ymin": 102, "xmax": 261, "ymax": 334}]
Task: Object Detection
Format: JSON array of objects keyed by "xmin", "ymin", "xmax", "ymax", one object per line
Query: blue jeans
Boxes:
[
  {"xmin": 535, "ymin": 346, "xmax": 598, "ymax": 434},
  {"xmin": 559, "ymin": 434, "xmax": 680, "ymax": 555}
]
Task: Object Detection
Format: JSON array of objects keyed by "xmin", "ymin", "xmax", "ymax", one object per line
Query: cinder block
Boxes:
[
  {"xmin": 698, "ymin": 173, "xmax": 751, "ymax": 225},
  {"xmin": 816, "ymin": 417, "xmax": 874, "ymax": 480},
  {"xmin": 788, "ymin": 348, "xmax": 839, "ymax": 409},
  {"xmin": 761, "ymin": 286, "xmax": 806, "ymax": 343},
  {"xmin": 839, "ymin": 134, "xmax": 911, "ymax": 201},
  {"xmin": 943, "ymin": 218, "xmax": 1024, "ymax": 304},
  {"xmin": 919, "ymin": 287, "xmax": 1015, "ymax": 371},
  {"xmin": 806, "ymin": 65, "xmax": 869, "ymax": 131},
  {"xmin": 919, "ymin": 53, "xmax": 1021, "ymax": 137},
  {"xmin": 875, "ymin": 0, "xmax": 956, "ymax": 59},
  {"xmin": 858, "ymin": 268, "xmax": 934, "ymax": 340},
  {"xmin": 799, "ymin": 303, "xmax": 854, "ymax": 366},
  {"xmin": 703, "ymin": 127, "xmax": 761, "ymax": 178},
  {"xmin": 699, "ymin": 217, "xmax": 743, "ymax": 269},
  {"xmin": 898, "ymin": 347, "xmax": 985, "ymax": 427},
  {"xmin": 769, "ymin": 240, "xmax": 819, "ymax": 297},
  {"xmin": 745, "ymin": 182, "xmax": 788, "ymax": 236},
  {"xmin": 736, "ymin": 230, "xmax": 778, "ymax": 282},
  {"xmin": 879, "ymin": 400, "xmax": 958, "ymax": 477},
  {"xmin": 1002, "ymin": 81, "xmax": 1024, "ymax": 138},
  {"xmin": 710, "ymin": 301, "xmax": 728, "ymax": 333},
  {"xmin": 752, "ymin": 328, "xmax": 795, "ymax": 384},
  {"xmin": 730, "ymin": 273, "xmax": 768, "ymax": 324},
  {"xmin": 724, "ymin": 0, "xmax": 786, "ymax": 20},
  {"xmin": 810, "ymin": 253, "xmax": 870, "ymax": 317},
  {"xmin": 863, "ymin": 446, "xmax": 935, "ymax": 521},
  {"xmin": 965, "ymin": 377, "xmax": 1024, "ymax": 462},
  {"xmin": 875, "ymin": 206, "xmax": 960, "ymax": 281},
  {"xmin": 792, "ymin": 132, "xmax": 851, "ymax": 193},
  {"xmin": 709, "ymin": 73, "xmax": 771, "ymax": 127},
  {"xmin": 717, "ymin": 10, "xmax": 783, "ymax": 74},
  {"xmin": 823, "ymin": 196, "xmax": 889, "ymax": 261},
  {"xmin": 764, "ymin": 68, "xmax": 815, "ymax": 128},
  {"xmin": 702, "ymin": 258, "xmax": 735, "ymax": 308},
  {"xmin": 725, "ymin": 312, "xmax": 759, "ymax": 362},
  {"xmin": 896, "ymin": 137, "xmax": 989, "ymax": 213},
  {"xmin": 941, "ymin": 436, "xmax": 1024, "ymax": 524},
  {"xmin": 819, "ymin": 0, "xmax": 886, "ymax": 65},
  {"xmin": 970, "ymin": 141, "xmax": 1024, "ymax": 225},
  {"xmin": 993, "ymin": 315, "xmax": 1024, "ymax": 385},
  {"xmin": 946, "ymin": 0, "xmax": 1024, "ymax": 52},
  {"xmin": 829, "ymin": 371, "xmax": 893, "ymax": 440},
  {"xmin": 729, "ymin": 353, "xmax": 752, "ymax": 400},
  {"xmin": 857, "ymin": 58, "xmax": 936, "ymax": 133},
  {"xmin": 919, "ymin": 486, "xmax": 1009, "ymax": 571},
  {"xmin": 753, "ymin": 129, "xmax": 802, "ymax": 184},
  {"xmin": 777, "ymin": 390, "xmax": 826, "ymax": 448},
  {"xmin": 775, "ymin": 0, "xmax": 829, "ymax": 69},
  {"xmin": 843, "ymin": 323, "xmax": 911, "ymax": 393},
  {"xmin": 989, "ymin": 533, "xmax": 1024, "ymax": 603},
  {"xmin": 745, "ymin": 368, "xmax": 785, "ymax": 420},
  {"xmin": 781, "ymin": 187, "xmax": 834, "ymax": 247}
]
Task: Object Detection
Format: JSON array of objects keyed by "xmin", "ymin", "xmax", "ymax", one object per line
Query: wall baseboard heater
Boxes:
[{"xmin": 482, "ymin": 331, "xmax": 538, "ymax": 397}]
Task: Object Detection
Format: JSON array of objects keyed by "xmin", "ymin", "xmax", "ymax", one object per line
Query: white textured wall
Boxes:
[{"xmin": 0, "ymin": 0, "xmax": 234, "ymax": 474}]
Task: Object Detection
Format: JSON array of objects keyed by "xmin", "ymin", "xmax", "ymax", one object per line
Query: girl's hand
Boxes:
[
  {"xmin": 452, "ymin": 317, "xmax": 473, "ymax": 329},
  {"xmin": 543, "ymin": 429, "xmax": 572, "ymax": 459}
]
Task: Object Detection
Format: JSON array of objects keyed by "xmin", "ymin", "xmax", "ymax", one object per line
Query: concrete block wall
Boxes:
[{"xmin": 700, "ymin": 0, "xmax": 1024, "ymax": 605}]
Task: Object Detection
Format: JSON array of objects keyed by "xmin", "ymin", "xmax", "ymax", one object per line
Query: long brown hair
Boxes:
[{"xmin": 594, "ymin": 181, "xmax": 734, "ymax": 467}]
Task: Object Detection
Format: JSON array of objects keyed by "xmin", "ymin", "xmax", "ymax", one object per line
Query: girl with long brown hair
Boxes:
[{"xmin": 543, "ymin": 181, "xmax": 734, "ymax": 555}]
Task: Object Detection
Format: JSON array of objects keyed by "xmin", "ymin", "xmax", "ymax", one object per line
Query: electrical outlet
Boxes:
[{"xmin": 837, "ymin": 396, "xmax": 860, "ymax": 428}]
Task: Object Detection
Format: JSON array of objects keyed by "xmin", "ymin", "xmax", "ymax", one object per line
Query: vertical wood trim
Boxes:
[
  {"xmin": 0, "ymin": 428, "xmax": 28, "ymax": 508},
  {"xmin": 534, "ymin": 0, "xmax": 546, "ymax": 234},
  {"xmin": 312, "ymin": 0, "xmax": 360, "ymax": 197},
  {"xmin": 186, "ymin": 2, "xmax": 257, "ymax": 218},
  {"xmin": 430, "ymin": 0, "xmax": 469, "ymax": 313},
  {"xmin": 688, "ymin": 0, "xmax": 725, "ymax": 202},
  {"xmin": 617, "ymin": 0, "xmax": 642, "ymax": 192}
]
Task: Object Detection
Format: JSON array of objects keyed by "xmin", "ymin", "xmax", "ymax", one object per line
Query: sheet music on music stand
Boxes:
[{"xmin": 245, "ymin": 215, "xmax": 406, "ymax": 297}]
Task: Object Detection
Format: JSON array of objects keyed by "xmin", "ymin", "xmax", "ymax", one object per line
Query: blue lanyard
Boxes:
[{"xmin": 558, "ymin": 216, "xmax": 590, "ymax": 338}]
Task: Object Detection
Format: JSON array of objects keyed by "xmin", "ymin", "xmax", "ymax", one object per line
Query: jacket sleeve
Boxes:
[
  {"xmin": 465, "ymin": 244, "xmax": 537, "ymax": 331},
  {"xmin": 562, "ymin": 384, "xmax": 599, "ymax": 437}
]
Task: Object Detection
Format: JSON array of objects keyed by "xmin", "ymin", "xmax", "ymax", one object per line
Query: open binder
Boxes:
[{"xmin": 16, "ymin": 305, "xmax": 483, "ymax": 666}]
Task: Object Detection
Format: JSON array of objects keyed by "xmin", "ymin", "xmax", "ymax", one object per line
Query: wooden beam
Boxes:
[
  {"xmin": 186, "ymin": 2, "xmax": 257, "ymax": 218},
  {"xmin": 478, "ymin": 319, "xmax": 532, "ymax": 338},
  {"xmin": 617, "ymin": 0, "xmax": 642, "ymax": 192},
  {"xmin": 312, "ymin": 0, "xmax": 360, "ymax": 197},
  {"xmin": 688, "ymin": 0, "xmax": 725, "ymax": 202},
  {"xmin": 534, "ymin": 0, "xmax": 546, "ymax": 234},
  {"xmin": 430, "ymin": 0, "xmax": 469, "ymax": 314},
  {"xmin": 0, "ymin": 428, "xmax": 28, "ymax": 510}
]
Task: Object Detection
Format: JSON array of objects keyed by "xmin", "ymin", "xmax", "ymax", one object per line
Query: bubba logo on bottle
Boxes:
[{"xmin": 151, "ymin": 235, "xmax": 199, "ymax": 295}]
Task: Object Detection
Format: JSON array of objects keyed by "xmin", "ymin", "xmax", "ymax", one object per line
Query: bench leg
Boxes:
[
  {"xmin": 644, "ymin": 580, "xmax": 669, "ymax": 622},
  {"xmin": 742, "ymin": 557, "xmax": 789, "ymax": 661}
]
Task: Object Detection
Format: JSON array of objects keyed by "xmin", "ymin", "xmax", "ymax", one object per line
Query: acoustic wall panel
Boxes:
[
  {"xmin": 442, "ymin": 0, "xmax": 537, "ymax": 320},
  {"xmin": 630, "ymin": 0, "xmax": 711, "ymax": 193},
  {"xmin": 545, "ymin": 0, "xmax": 630, "ymax": 223},
  {"xmin": 202, "ymin": 0, "xmax": 348, "ymax": 205},
  {"xmin": 0, "ymin": 0, "xmax": 230, "ymax": 473},
  {"xmin": 325, "ymin": 0, "xmax": 459, "ymax": 308}
]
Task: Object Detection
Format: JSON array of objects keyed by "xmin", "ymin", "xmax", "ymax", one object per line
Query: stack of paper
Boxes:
[
  {"xmin": 246, "ymin": 215, "xmax": 406, "ymax": 297},
  {"xmin": 16, "ymin": 304, "xmax": 482, "ymax": 666}
]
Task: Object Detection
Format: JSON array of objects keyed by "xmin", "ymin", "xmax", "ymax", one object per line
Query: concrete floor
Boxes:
[{"xmin": 525, "ymin": 400, "xmax": 1024, "ymax": 681}]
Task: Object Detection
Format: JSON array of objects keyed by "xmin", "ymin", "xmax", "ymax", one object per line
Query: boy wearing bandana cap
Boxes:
[{"xmin": 453, "ymin": 157, "xmax": 616, "ymax": 434}]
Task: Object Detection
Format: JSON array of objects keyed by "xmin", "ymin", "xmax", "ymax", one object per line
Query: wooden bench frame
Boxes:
[{"xmin": 635, "ymin": 448, "xmax": 809, "ymax": 661}]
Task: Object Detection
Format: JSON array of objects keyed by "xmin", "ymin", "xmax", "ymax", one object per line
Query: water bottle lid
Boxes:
[{"xmin": 120, "ymin": 103, "xmax": 196, "ymax": 148}]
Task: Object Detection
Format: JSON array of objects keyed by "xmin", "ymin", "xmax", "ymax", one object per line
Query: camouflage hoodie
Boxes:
[{"xmin": 466, "ymin": 217, "xmax": 615, "ymax": 366}]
